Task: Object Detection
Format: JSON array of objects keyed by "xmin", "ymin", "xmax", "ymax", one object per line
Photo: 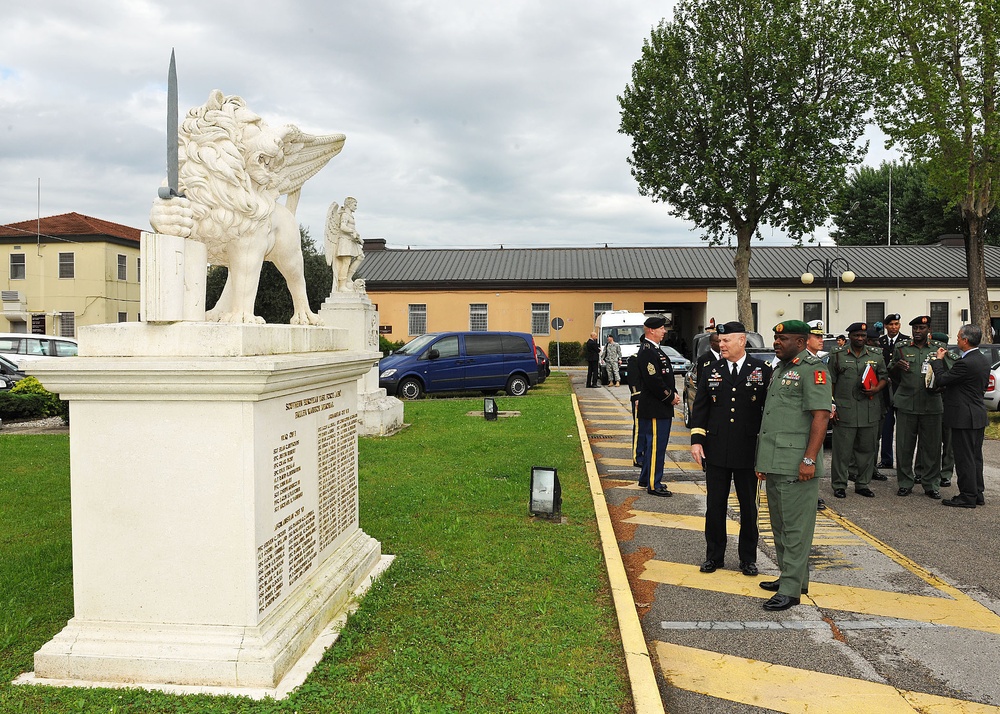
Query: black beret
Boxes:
[
  {"xmin": 644, "ymin": 316, "xmax": 667, "ymax": 329},
  {"xmin": 866, "ymin": 325, "xmax": 881, "ymax": 339},
  {"xmin": 846, "ymin": 322, "xmax": 867, "ymax": 333},
  {"xmin": 884, "ymin": 313, "xmax": 901, "ymax": 322},
  {"xmin": 909, "ymin": 315, "xmax": 931, "ymax": 326},
  {"xmin": 717, "ymin": 321, "xmax": 746, "ymax": 334}
]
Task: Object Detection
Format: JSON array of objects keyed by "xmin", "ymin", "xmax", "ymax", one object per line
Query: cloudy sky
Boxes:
[{"xmin": 1, "ymin": 1, "xmax": 897, "ymax": 250}]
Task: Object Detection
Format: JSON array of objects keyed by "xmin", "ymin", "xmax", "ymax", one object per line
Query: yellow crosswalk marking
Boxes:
[
  {"xmin": 655, "ymin": 642, "xmax": 1000, "ymax": 714},
  {"xmin": 625, "ymin": 509, "xmax": 735, "ymax": 534},
  {"xmin": 640, "ymin": 561, "xmax": 1000, "ymax": 635},
  {"xmin": 588, "ymin": 429, "xmax": 632, "ymax": 436},
  {"xmin": 616, "ymin": 483, "xmax": 706, "ymax": 495},
  {"xmin": 600, "ymin": 458, "xmax": 640, "ymax": 467},
  {"xmin": 586, "ymin": 418, "xmax": 633, "ymax": 424}
]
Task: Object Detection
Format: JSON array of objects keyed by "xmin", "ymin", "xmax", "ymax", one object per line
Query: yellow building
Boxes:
[{"xmin": 1, "ymin": 213, "xmax": 142, "ymax": 336}]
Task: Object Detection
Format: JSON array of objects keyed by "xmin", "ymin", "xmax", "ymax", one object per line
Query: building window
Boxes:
[
  {"xmin": 866, "ymin": 302, "xmax": 886, "ymax": 328},
  {"xmin": 531, "ymin": 303, "xmax": 550, "ymax": 335},
  {"xmin": 10, "ymin": 253, "xmax": 25, "ymax": 280},
  {"xmin": 118, "ymin": 311, "xmax": 128, "ymax": 323},
  {"xmin": 751, "ymin": 303, "xmax": 759, "ymax": 333},
  {"xmin": 594, "ymin": 302, "xmax": 612, "ymax": 323},
  {"xmin": 59, "ymin": 252, "xmax": 75, "ymax": 279},
  {"xmin": 408, "ymin": 304, "xmax": 427, "ymax": 336},
  {"xmin": 469, "ymin": 303, "xmax": 488, "ymax": 331},
  {"xmin": 929, "ymin": 302, "xmax": 949, "ymax": 336},
  {"xmin": 803, "ymin": 302, "xmax": 823, "ymax": 324},
  {"xmin": 117, "ymin": 254, "xmax": 127, "ymax": 281},
  {"xmin": 137, "ymin": 256, "xmax": 141, "ymax": 283},
  {"xmin": 59, "ymin": 312, "xmax": 75, "ymax": 338}
]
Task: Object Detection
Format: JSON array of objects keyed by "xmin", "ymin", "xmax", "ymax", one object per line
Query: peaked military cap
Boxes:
[
  {"xmin": 717, "ymin": 321, "xmax": 746, "ymax": 334},
  {"xmin": 773, "ymin": 320, "xmax": 810, "ymax": 335},
  {"xmin": 807, "ymin": 319, "xmax": 825, "ymax": 335},
  {"xmin": 909, "ymin": 315, "xmax": 931, "ymax": 326}
]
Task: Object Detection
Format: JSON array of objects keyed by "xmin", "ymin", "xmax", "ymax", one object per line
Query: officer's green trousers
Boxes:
[
  {"xmin": 895, "ymin": 411, "xmax": 942, "ymax": 490},
  {"xmin": 765, "ymin": 473, "xmax": 819, "ymax": 597}
]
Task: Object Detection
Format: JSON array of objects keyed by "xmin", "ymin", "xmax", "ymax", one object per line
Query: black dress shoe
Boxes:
[
  {"xmin": 940, "ymin": 479, "xmax": 952, "ymax": 487},
  {"xmin": 759, "ymin": 580, "xmax": 808, "ymax": 593},
  {"xmin": 977, "ymin": 496, "xmax": 985, "ymax": 505},
  {"xmin": 855, "ymin": 487, "xmax": 876, "ymax": 497},
  {"xmin": 897, "ymin": 487, "xmax": 912, "ymax": 496},
  {"xmin": 817, "ymin": 499, "xmax": 826, "ymax": 510},
  {"xmin": 924, "ymin": 490, "xmax": 941, "ymax": 499},
  {"xmin": 833, "ymin": 488, "xmax": 847, "ymax": 498},
  {"xmin": 878, "ymin": 461, "xmax": 893, "ymax": 469},
  {"xmin": 699, "ymin": 559, "xmax": 722, "ymax": 573},
  {"xmin": 942, "ymin": 498, "xmax": 976, "ymax": 508},
  {"xmin": 872, "ymin": 471, "xmax": 888, "ymax": 481},
  {"xmin": 763, "ymin": 594, "xmax": 800, "ymax": 611},
  {"xmin": 647, "ymin": 486, "xmax": 673, "ymax": 497},
  {"xmin": 740, "ymin": 562, "xmax": 758, "ymax": 576},
  {"xmin": 848, "ymin": 474, "xmax": 856, "ymax": 482}
]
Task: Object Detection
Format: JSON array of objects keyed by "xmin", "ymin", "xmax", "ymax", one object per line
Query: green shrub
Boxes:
[
  {"xmin": 549, "ymin": 340, "xmax": 583, "ymax": 365},
  {"xmin": 379, "ymin": 335, "xmax": 405, "ymax": 354},
  {"xmin": 0, "ymin": 391, "xmax": 49, "ymax": 419},
  {"xmin": 4, "ymin": 376, "xmax": 66, "ymax": 420}
]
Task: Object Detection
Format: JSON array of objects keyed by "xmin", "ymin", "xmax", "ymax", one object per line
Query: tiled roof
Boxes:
[
  {"xmin": 0, "ymin": 213, "xmax": 141, "ymax": 242},
  {"xmin": 358, "ymin": 243, "xmax": 1000, "ymax": 288}
]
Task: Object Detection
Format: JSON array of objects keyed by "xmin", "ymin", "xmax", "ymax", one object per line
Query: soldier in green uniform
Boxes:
[
  {"xmin": 890, "ymin": 316, "xmax": 951, "ymax": 498},
  {"xmin": 755, "ymin": 320, "xmax": 832, "ymax": 611},
  {"xmin": 828, "ymin": 322, "xmax": 888, "ymax": 498}
]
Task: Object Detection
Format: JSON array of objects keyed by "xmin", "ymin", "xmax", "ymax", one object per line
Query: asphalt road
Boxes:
[{"xmin": 573, "ymin": 369, "xmax": 1000, "ymax": 714}]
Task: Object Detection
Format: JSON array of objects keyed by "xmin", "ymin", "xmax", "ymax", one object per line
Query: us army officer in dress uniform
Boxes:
[
  {"xmin": 890, "ymin": 316, "xmax": 950, "ymax": 498},
  {"xmin": 755, "ymin": 320, "xmax": 832, "ymax": 611},
  {"xmin": 637, "ymin": 315, "xmax": 680, "ymax": 497},
  {"xmin": 690, "ymin": 321, "xmax": 772, "ymax": 576},
  {"xmin": 828, "ymin": 323, "xmax": 888, "ymax": 499}
]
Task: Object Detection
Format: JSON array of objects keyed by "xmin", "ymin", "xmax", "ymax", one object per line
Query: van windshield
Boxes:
[
  {"xmin": 394, "ymin": 334, "xmax": 438, "ymax": 355},
  {"xmin": 602, "ymin": 325, "xmax": 644, "ymax": 346}
]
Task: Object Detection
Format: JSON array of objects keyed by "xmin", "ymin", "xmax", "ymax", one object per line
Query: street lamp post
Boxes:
[{"xmin": 800, "ymin": 258, "xmax": 856, "ymax": 329}]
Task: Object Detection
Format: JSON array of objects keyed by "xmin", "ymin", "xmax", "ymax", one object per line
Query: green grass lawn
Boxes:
[{"xmin": 0, "ymin": 373, "xmax": 631, "ymax": 713}]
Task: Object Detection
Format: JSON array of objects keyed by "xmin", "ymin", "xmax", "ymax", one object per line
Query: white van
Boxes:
[
  {"xmin": 0, "ymin": 333, "xmax": 78, "ymax": 367},
  {"xmin": 595, "ymin": 310, "xmax": 671, "ymax": 381}
]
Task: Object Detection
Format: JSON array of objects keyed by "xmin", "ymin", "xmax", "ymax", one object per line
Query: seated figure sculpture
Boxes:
[{"xmin": 149, "ymin": 90, "xmax": 346, "ymax": 324}]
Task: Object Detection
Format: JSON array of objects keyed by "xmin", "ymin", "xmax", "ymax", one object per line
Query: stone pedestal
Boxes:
[
  {"xmin": 24, "ymin": 323, "xmax": 388, "ymax": 691},
  {"xmin": 319, "ymin": 292, "xmax": 404, "ymax": 437}
]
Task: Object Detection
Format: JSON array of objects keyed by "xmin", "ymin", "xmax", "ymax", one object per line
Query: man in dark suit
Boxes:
[
  {"xmin": 690, "ymin": 321, "xmax": 772, "ymax": 576},
  {"xmin": 695, "ymin": 331, "xmax": 721, "ymax": 381},
  {"xmin": 931, "ymin": 324, "xmax": 990, "ymax": 508},
  {"xmin": 584, "ymin": 332, "xmax": 601, "ymax": 387}
]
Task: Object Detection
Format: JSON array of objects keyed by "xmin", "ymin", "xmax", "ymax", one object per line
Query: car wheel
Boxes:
[
  {"xmin": 505, "ymin": 374, "xmax": 529, "ymax": 396},
  {"xmin": 398, "ymin": 377, "xmax": 423, "ymax": 400},
  {"xmin": 683, "ymin": 390, "xmax": 692, "ymax": 427}
]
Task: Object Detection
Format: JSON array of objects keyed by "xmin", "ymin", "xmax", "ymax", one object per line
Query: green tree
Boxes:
[
  {"xmin": 206, "ymin": 227, "xmax": 332, "ymax": 324},
  {"xmin": 873, "ymin": 0, "xmax": 999, "ymax": 335},
  {"xmin": 832, "ymin": 160, "xmax": 968, "ymax": 244},
  {"xmin": 619, "ymin": 0, "xmax": 876, "ymax": 330}
]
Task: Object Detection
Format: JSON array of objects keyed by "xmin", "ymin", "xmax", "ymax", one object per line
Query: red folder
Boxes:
[{"xmin": 861, "ymin": 364, "xmax": 878, "ymax": 396}]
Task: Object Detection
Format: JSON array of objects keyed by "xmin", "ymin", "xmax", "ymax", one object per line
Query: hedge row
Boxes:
[{"xmin": 0, "ymin": 376, "xmax": 69, "ymax": 422}]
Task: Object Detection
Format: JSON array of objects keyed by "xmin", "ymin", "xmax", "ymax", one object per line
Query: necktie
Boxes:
[{"xmin": 731, "ymin": 362, "xmax": 738, "ymax": 378}]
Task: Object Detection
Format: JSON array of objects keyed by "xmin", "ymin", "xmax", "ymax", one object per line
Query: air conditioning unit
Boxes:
[{"xmin": 2, "ymin": 290, "xmax": 27, "ymax": 314}]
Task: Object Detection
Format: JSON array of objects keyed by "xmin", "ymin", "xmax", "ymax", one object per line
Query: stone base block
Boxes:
[
  {"xmin": 358, "ymin": 389, "xmax": 405, "ymax": 437},
  {"xmin": 32, "ymin": 531, "xmax": 382, "ymax": 689}
]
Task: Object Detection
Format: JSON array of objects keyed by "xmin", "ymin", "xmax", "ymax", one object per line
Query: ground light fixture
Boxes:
[
  {"xmin": 484, "ymin": 397, "xmax": 498, "ymax": 421},
  {"xmin": 529, "ymin": 466, "xmax": 562, "ymax": 519}
]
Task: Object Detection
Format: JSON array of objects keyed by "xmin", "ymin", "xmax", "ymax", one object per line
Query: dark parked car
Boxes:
[
  {"xmin": 0, "ymin": 354, "xmax": 25, "ymax": 390},
  {"xmin": 535, "ymin": 345, "xmax": 550, "ymax": 382}
]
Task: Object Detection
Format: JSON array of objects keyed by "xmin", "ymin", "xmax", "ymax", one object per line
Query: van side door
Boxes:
[
  {"xmin": 420, "ymin": 335, "xmax": 464, "ymax": 393},
  {"xmin": 463, "ymin": 333, "xmax": 506, "ymax": 389}
]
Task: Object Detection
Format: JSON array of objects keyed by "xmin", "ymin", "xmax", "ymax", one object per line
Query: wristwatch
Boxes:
[{"xmin": 802, "ymin": 457, "xmax": 816, "ymax": 466}]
